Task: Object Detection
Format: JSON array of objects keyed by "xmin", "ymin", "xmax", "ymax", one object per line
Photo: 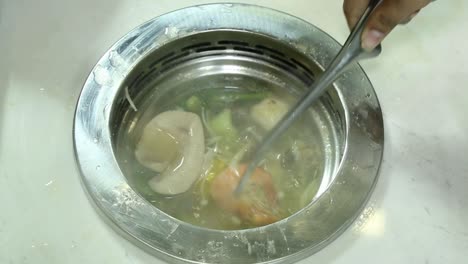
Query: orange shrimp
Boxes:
[{"xmin": 210, "ymin": 164, "xmax": 280, "ymax": 226}]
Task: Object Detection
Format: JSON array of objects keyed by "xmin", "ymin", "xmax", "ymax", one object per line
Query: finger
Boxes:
[
  {"xmin": 343, "ymin": 0, "xmax": 371, "ymax": 29},
  {"xmin": 400, "ymin": 10, "xmax": 420, "ymax": 25},
  {"xmin": 361, "ymin": 0, "xmax": 431, "ymax": 51}
]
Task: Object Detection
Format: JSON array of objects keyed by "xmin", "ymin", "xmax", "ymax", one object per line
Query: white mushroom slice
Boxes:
[
  {"xmin": 135, "ymin": 111, "xmax": 205, "ymax": 195},
  {"xmin": 250, "ymin": 97, "xmax": 290, "ymax": 130},
  {"xmin": 135, "ymin": 125, "xmax": 181, "ymax": 173}
]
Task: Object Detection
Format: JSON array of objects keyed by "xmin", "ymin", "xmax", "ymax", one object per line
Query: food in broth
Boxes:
[{"xmin": 128, "ymin": 87, "xmax": 323, "ymax": 230}]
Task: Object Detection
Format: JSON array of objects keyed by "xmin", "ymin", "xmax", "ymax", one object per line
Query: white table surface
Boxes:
[{"xmin": 1, "ymin": 0, "xmax": 467, "ymax": 263}]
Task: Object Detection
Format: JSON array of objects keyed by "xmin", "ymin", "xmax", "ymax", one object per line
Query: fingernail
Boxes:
[{"xmin": 362, "ymin": 29, "xmax": 385, "ymax": 52}]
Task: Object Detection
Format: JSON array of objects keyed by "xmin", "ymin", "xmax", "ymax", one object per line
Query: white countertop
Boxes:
[{"xmin": 1, "ymin": 0, "xmax": 467, "ymax": 263}]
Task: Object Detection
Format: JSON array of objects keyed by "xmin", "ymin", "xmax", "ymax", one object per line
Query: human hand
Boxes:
[{"xmin": 343, "ymin": 0, "xmax": 433, "ymax": 51}]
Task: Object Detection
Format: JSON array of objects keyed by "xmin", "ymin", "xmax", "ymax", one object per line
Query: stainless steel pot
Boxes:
[{"xmin": 74, "ymin": 3, "xmax": 383, "ymax": 263}]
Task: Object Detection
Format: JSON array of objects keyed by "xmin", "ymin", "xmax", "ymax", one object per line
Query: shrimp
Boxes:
[{"xmin": 210, "ymin": 164, "xmax": 280, "ymax": 226}]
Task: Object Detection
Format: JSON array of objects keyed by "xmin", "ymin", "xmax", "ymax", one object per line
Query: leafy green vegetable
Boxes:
[{"xmin": 201, "ymin": 89, "xmax": 270, "ymax": 109}]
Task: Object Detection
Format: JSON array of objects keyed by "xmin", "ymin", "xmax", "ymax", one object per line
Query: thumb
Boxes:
[{"xmin": 361, "ymin": 0, "xmax": 429, "ymax": 51}]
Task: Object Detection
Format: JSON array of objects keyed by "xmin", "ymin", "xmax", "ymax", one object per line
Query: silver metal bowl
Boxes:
[{"xmin": 74, "ymin": 3, "xmax": 383, "ymax": 263}]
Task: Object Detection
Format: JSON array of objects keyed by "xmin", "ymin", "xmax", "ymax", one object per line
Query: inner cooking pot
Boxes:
[
  {"xmin": 112, "ymin": 30, "xmax": 345, "ymax": 230},
  {"xmin": 74, "ymin": 3, "xmax": 383, "ymax": 264}
]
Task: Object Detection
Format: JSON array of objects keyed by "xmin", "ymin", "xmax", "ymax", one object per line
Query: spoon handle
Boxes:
[{"xmin": 235, "ymin": 0, "xmax": 383, "ymax": 195}]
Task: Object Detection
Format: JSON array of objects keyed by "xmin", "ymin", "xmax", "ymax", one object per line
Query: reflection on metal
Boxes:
[
  {"xmin": 73, "ymin": 3, "xmax": 384, "ymax": 264},
  {"xmin": 361, "ymin": 209, "xmax": 386, "ymax": 237},
  {"xmin": 353, "ymin": 204, "xmax": 386, "ymax": 237}
]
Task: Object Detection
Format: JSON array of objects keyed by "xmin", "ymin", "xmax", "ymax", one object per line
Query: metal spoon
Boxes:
[{"xmin": 235, "ymin": 0, "xmax": 383, "ymax": 195}]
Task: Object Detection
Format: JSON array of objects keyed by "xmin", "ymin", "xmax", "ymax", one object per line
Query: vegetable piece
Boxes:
[
  {"xmin": 202, "ymin": 89, "xmax": 270, "ymax": 109},
  {"xmin": 185, "ymin": 96, "xmax": 203, "ymax": 113},
  {"xmin": 195, "ymin": 159, "xmax": 227, "ymax": 201},
  {"xmin": 209, "ymin": 109, "xmax": 239, "ymax": 140},
  {"xmin": 135, "ymin": 111, "xmax": 205, "ymax": 195},
  {"xmin": 228, "ymin": 139, "xmax": 253, "ymax": 168},
  {"xmin": 210, "ymin": 164, "xmax": 280, "ymax": 226},
  {"xmin": 250, "ymin": 97, "xmax": 290, "ymax": 130}
]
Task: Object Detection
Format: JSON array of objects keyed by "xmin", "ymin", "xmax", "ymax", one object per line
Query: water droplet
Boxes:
[
  {"xmin": 109, "ymin": 50, "xmax": 125, "ymax": 68},
  {"xmin": 93, "ymin": 138, "xmax": 99, "ymax": 143},
  {"xmin": 224, "ymin": 3, "xmax": 233, "ymax": 7},
  {"xmin": 44, "ymin": 180, "xmax": 54, "ymax": 187},
  {"xmin": 96, "ymin": 165, "xmax": 101, "ymax": 170},
  {"xmin": 366, "ymin": 93, "xmax": 371, "ymax": 98},
  {"xmin": 164, "ymin": 26, "xmax": 180, "ymax": 38},
  {"xmin": 93, "ymin": 65, "xmax": 112, "ymax": 86},
  {"xmin": 39, "ymin": 88, "xmax": 45, "ymax": 92}
]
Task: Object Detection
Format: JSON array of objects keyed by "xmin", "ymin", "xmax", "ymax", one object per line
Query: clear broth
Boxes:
[{"xmin": 116, "ymin": 76, "xmax": 326, "ymax": 230}]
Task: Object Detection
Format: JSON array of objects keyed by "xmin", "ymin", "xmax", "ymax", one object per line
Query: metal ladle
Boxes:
[{"xmin": 235, "ymin": 0, "xmax": 383, "ymax": 194}]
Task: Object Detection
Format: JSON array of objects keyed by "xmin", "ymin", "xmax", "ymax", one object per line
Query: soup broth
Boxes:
[{"xmin": 116, "ymin": 78, "xmax": 325, "ymax": 230}]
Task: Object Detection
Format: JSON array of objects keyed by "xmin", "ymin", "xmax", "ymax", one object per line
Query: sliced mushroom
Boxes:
[
  {"xmin": 135, "ymin": 111, "xmax": 205, "ymax": 195},
  {"xmin": 250, "ymin": 97, "xmax": 290, "ymax": 131}
]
